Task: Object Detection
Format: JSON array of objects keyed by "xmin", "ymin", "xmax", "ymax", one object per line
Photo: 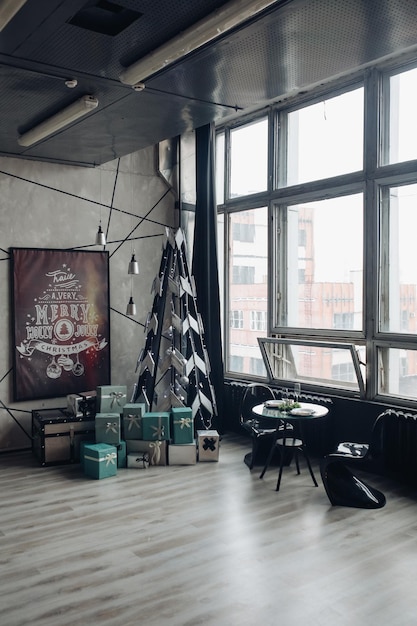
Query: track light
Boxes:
[
  {"xmin": 18, "ymin": 95, "xmax": 98, "ymax": 147},
  {"xmin": 0, "ymin": 0, "xmax": 28, "ymax": 31},
  {"xmin": 119, "ymin": 0, "xmax": 279, "ymax": 85}
]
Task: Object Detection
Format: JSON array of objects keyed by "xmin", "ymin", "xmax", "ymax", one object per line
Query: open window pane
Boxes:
[
  {"xmin": 258, "ymin": 337, "xmax": 365, "ymax": 394},
  {"xmin": 230, "ymin": 118, "xmax": 268, "ymax": 197},
  {"xmin": 378, "ymin": 347, "xmax": 417, "ymax": 400},
  {"xmin": 286, "ymin": 88, "xmax": 363, "ymax": 186},
  {"xmin": 379, "ymin": 183, "xmax": 417, "ymax": 333},
  {"xmin": 282, "ymin": 194, "xmax": 363, "ymax": 331},
  {"xmin": 228, "ymin": 207, "xmax": 268, "ymax": 376},
  {"xmin": 388, "ymin": 67, "xmax": 417, "ymax": 164}
]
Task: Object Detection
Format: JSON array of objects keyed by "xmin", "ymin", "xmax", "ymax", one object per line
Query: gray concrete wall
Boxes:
[{"xmin": 0, "ymin": 147, "xmax": 178, "ymax": 451}]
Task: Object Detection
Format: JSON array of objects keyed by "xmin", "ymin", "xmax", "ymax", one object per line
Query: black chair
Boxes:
[
  {"xmin": 240, "ymin": 383, "xmax": 293, "ymax": 469},
  {"xmin": 320, "ymin": 413, "xmax": 386, "ymax": 509},
  {"xmin": 259, "ymin": 416, "xmax": 318, "ymax": 491}
]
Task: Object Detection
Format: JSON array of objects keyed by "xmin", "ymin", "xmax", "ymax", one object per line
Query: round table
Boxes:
[{"xmin": 252, "ymin": 401, "xmax": 329, "ymax": 491}]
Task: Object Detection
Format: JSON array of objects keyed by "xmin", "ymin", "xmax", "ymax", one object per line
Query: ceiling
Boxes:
[{"xmin": 1, "ymin": 0, "xmax": 417, "ymax": 167}]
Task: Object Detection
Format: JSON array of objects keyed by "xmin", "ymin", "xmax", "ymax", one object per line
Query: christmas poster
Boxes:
[{"xmin": 11, "ymin": 247, "xmax": 110, "ymax": 401}]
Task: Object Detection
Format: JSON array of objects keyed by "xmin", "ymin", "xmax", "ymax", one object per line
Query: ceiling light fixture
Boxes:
[
  {"xmin": 95, "ymin": 222, "xmax": 106, "ymax": 246},
  {"xmin": 0, "ymin": 0, "xmax": 28, "ymax": 31},
  {"xmin": 18, "ymin": 95, "xmax": 99, "ymax": 147},
  {"xmin": 119, "ymin": 0, "xmax": 279, "ymax": 86}
]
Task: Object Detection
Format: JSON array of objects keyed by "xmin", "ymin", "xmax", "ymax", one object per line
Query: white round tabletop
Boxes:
[{"xmin": 252, "ymin": 401, "xmax": 329, "ymax": 419}]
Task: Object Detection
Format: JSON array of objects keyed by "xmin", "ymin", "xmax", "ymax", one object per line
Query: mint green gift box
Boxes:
[
  {"xmin": 122, "ymin": 403, "xmax": 146, "ymax": 439},
  {"xmin": 95, "ymin": 413, "xmax": 121, "ymax": 444},
  {"xmin": 97, "ymin": 385, "xmax": 127, "ymax": 413},
  {"xmin": 142, "ymin": 411, "xmax": 170, "ymax": 441},
  {"xmin": 83, "ymin": 443, "xmax": 117, "ymax": 479},
  {"xmin": 115, "ymin": 440, "xmax": 127, "ymax": 468},
  {"xmin": 171, "ymin": 407, "xmax": 194, "ymax": 444}
]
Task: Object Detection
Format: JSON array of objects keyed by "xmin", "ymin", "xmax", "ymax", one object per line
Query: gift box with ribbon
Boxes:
[
  {"xmin": 116, "ymin": 440, "xmax": 127, "ymax": 468},
  {"xmin": 171, "ymin": 407, "xmax": 194, "ymax": 444},
  {"xmin": 122, "ymin": 403, "xmax": 146, "ymax": 440},
  {"xmin": 126, "ymin": 439, "xmax": 167, "ymax": 466},
  {"xmin": 67, "ymin": 391, "xmax": 97, "ymax": 418},
  {"xmin": 168, "ymin": 441, "xmax": 197, "ymax": 465},
  {"xmin": 127, "ymin": 451, "xmax": 150, "ymax": 469},
  {"xmin": 97, "ymin": 385, "xmax": 127, "ymax": 413},
  {"xmin": 142, "ymin": 411, "xmax": 170, "ymax": 442},
  {"xmin": 83, "ymin": 443, "xmax": 118, "ymax": 479},
  {"xmin": 95, "ymin": 413, "xmax": 121, "ymax": 445},
  {"xmin": 197, "ymin": 430, "xmax": 220, "ymax": 462}
]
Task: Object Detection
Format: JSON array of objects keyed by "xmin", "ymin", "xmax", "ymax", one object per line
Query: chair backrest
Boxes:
[
  {"xmin": 240, "ymin": 383, "xmax": 276, "ymax": 424},
  {"xmin": 369, "ymin": 412, "xmax": 386, "ymax": 459}
]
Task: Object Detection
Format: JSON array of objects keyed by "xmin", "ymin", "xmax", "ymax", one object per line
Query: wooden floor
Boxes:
[{"xmin": 1, "ymin": 433, "xmax": 417, "ymax": 626}]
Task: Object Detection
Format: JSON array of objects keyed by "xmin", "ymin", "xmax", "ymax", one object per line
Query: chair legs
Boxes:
[
  {"xmin": 275, "ymin": 442, "xmax": 318, "ymax": 491},
  {"xmin": 260, "ymin": 435, "xmax": 318, "ymax": 491}
]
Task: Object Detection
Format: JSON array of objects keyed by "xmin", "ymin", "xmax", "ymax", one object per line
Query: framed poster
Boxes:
[{"xmin": 11, "ymin": 247, "xmax": 110, "ymax": 401}]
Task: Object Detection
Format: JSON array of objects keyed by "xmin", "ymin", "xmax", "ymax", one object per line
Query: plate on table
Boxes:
[
  {"xmin": 290, "ymin": 407, "xmax": 315, "ymax": 416},
  {"xmin": 264, "ymin": 400, "xmax": 283, "ymax": 409}
]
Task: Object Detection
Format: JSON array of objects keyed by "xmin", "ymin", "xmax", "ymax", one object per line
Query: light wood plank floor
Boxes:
[{"xmin": 1, "ymin": 433, "xmax": 417, "ymax": 626}]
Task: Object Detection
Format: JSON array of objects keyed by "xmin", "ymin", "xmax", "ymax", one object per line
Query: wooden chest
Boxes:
[{"xmin": 32, "ymin": 408, "xmax": 95, "ymax": 466}]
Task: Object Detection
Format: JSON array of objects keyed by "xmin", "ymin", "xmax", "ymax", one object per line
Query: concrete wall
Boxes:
[{"xmin": 0, "ymin": 147, "xmax": 178, "ymax": 451}]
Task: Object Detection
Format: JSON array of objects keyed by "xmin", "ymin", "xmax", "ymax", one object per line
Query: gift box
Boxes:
[
  {"xmin": 171, "ymin": 407, "xmax": 194, "ymax": 444},
  {"xmin": 126, "ymin": 439, "xmax": 167, "ymax": 466},
  {"xmin": 197, "ymin": 430, "xmax": 220, "ymax": 462},
  {"xmin": 67, "ymin": 394, "xmax": 84, "ymax": 417},
  {"xmin": 142, "ymin": 411, "xmax": 170, "ymax": 441},
  {"xmin": 127, "ymin": 452, "xmax": 150, "ymax": 469},
  {"xmin": 79, "ymin": 438, "xmax": 96, "ymax": 470},
  {"xmin": 97, "ymin": 385, "xmax": 127, "ymax": 413},
  {"xmin": 83, "ymin": 443, "xmax": 117, "ymax": 479},
  {"xmin": 168, "ymin": 441, "xmax": 197, "ymax": 465},
  {"xmin": 122, "ymin": 403, "xmax": 146, "ymax": 439},
  {"xmin": 95, "ymin": 413, "xmax": 121, "ymax": 445},
  {"xmin": 67, "ymin": 391, "xmax": 97, "ymax": 417},
  {"xmin": 78, "ymin": 391, "xmax": 97, "ymax": 418},
  {"xmin": 116, "ymin": 440, "xmax": 127, "ymax": 468}
]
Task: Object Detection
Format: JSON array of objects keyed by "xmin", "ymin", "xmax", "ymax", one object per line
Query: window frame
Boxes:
[{"xmin": 216, "ymin": 59, "xmax": 417, "ymax": 409}]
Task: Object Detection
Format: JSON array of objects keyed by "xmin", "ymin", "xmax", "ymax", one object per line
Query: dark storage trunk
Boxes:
[{"xmin": 32, "ymin": 408, "xmax": 95, "ymax": 466}]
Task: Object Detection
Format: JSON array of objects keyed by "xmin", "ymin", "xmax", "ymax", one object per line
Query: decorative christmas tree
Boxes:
[{"xmin": 133, "ymin": 228, "xmax": 217, "ymax": 430}]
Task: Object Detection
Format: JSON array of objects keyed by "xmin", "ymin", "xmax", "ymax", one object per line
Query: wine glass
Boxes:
[{"xmin": 294, "ymin": 382, "xmax": 301, "ymax": 403}]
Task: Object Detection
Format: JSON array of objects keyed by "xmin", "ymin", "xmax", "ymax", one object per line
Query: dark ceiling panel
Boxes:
[
  {"xmin": 0, "ymin": 0, "xmax": 417, "ymax": 166},
  {"xmin": 147, "ymin": 0, "xmax": 417, "ymax": 109}
]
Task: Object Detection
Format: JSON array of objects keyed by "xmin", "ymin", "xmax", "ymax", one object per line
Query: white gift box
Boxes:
[
  {"xmin": 126, "ymin": 439, "xmax": 167, "ymax": 466},
  {"xmin": 168, "ymin": 441, "xmax": 197, "ymax": 465},
  {"xmin": 197, "ymin": 430, "xmax": 220, "ymax": 462},
  {"xmin": 127, "ymin": 452, "xmax": 150, "ymax": 469}
]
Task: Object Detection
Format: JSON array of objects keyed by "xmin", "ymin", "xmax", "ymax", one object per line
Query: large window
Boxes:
[
  {"xmin": 217, "ymin": 62, "xmax": 417, "ymax": 407},
  {"xmin": 230, "ymin": 118, "xmax": 268, "ymax": 198},
  {"xmin": 227, "ymin": 207, "xmax": 268, "ymax": 376},
  {"xmin": 285, "ymin": 88, "xmax": 364, "ymax": 186},
  {"xmin": 387, "ymin": 67, "xmax": 417, "ymax": 165},
  {"xmin": 277, "ymin": 194, "xmax": 363, "ymax": 331}
]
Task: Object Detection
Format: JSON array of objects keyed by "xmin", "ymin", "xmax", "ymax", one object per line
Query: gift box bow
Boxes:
[
  {"xmin": 134, "ymin": 452, "xmax": 149, "ymax": 468},
  {"xmin": 105, "ymin": 422, "xmax": 119, "ymax": 434},
  {"xmin": 126, "ymin": 414, "xmax": 141, "ymax": 431},
  {"xmin": 85, "ymin": 452, "xmax": 117, "ymax": 466},
  {"xmin": 102, "ymin": 391, "xmax": 126, "ymax": 408},
  {"xmin": 148, "ymin": 441, "xmax": 162, "ymax": 464},
  {"xmin": 151, "ymin": 416, "xmax": 165, "ymax": 439},
  {"xmin": 174, "ymin": 417, "xmax": 192, "ymax": 429}
]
